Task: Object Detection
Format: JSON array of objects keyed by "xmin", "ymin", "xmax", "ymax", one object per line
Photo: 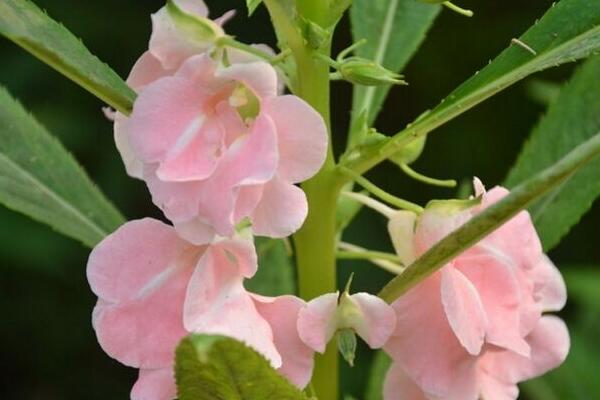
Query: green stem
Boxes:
[
  {"xmin": 340, "ymin": 167, "xmax": 424, "ymax": 213},
  {"xmin": 337, "ymin": 250, "xmax": 403, "ymax": 264},
  {"xmin": 399, "ymin": 163, "xmax": 457, "ymax": 188}
]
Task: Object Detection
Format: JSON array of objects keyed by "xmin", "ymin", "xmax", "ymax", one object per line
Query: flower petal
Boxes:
[
  {"xmin": 131, "ymin": 368, "xmax": 176, "ymax": 400},
  {"xmin": 532, "ymin": 255, "xmax": 567, "ymax": 312},
  {"xmin": 252, "ymin": 294, "xmax": 315, "ymax": 388},
  {"xmin": 217, "ymin": 61, "xmax": 278, "ymax": 100},
  {"xmin": 149, "ymin": 0, "xmax": 215, "ymax": 70},
  {"xmin": 196, "ymin": 114, "xmax": 279, "ymax": 235},
  {"xmin": 387, "ymin": 211, "xmax": 417, "ymax": 266},
  {"xmin": 183, "ymin": 242, "xmax": 282, "ymax": 367},
  {"xmin": 127, "ymin": 51, "xmax": 170, "ymax": 91},
  {"xmin": 297, "ymin": 293, "xmax": 339, "ymax": 353},
  {"xmin": 263, "ymin": 96, "xmax": 328, "ymax": 183},
  {"xmin": 456, "ymin": 252, "xmax": 531, "ymax": 357},
  {"xmin": 441, "ymin": 267, "xmax": 487, "ymax": 356},
  {"xmin": 348, "ymin": 293, "xmax": 396, "ymax": 349},
  {"xmin": 250, "ymin": 176, "xmax": 308, "ymax": 238},
  {"xmin": 385, "ymin": 274, "xmax": 479, "ymax": 399},
  {"xmin": 383, "ymin": 363, "xmax": 429, "ymax": 400}
]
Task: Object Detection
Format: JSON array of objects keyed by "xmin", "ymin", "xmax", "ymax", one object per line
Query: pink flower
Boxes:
[
  {"xmin": 87, "ymin": 218, "xmax": 314, "ymax": 399},
  {"xmin": 297, "ymin": 291, "xmax": 396, "ymax": 353},
  {"xmin": 382, "ymin": 179, "xmax": 569, "ymax": 400},
  {"xmin": 111, "ymin": 0, "xmax": 326, "ymax": 244}
]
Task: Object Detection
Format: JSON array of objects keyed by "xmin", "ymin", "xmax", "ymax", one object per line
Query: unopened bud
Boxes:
[
  {"xmin": 167, "ymin": 0, "xmax": 225, "ymax": 42},
  {"xmin": 339, "ymin": 57, "xmax": 407, "ymax": 87},
  {"xmin": 337, "ymin": 328, "xmax": 357, "ymax": 367}
]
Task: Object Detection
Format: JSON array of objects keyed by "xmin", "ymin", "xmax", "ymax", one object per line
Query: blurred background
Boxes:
[{"xmin": 0, "ymin": 0, "xmax": 598, "ymax": 399}]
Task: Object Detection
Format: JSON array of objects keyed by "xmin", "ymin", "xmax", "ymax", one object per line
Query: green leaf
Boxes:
[
  {"xmin": 378, "ymin": 130, "xmax": 600, "ymax": 303},
  {"xmin": 505, "ymin": 57, "xmax": 600, "ymax": 251},
  {"xmin": 350, "ymin": 0, "xmax": 441, "ymax": 127},
  {"xmin": 346, "ymin": 0, "xmax": 600, "ymax": 175},
  {"xmin": 175, "ymin": 334, "xmax": 309, "ymax": 400},
  {"xmin": 247, "ymin": 0, "xmax": 264, "ymax": 15},
  {"xmin": 0, "ymin": 86, "xmax": 124, "ymax": 247},
  {"xmin": 364, "ymin": 351, "xmax": 392, "ymax": 400},
  {"xmin": 245, "ymin": 238, "xmax": 296, "ymax": 296},
  {"xmin": 0, "ymin": 0, "xmax": 135, "ymax": 114}
]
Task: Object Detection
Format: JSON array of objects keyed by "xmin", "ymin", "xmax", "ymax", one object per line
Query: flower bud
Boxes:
[
  {"xmin": 339, "ymin": 57, "xmax": 407, "ymax": 87},
  {"xmin": 166, "ymin": 0, "xmax": 224, "ymax": 43}
]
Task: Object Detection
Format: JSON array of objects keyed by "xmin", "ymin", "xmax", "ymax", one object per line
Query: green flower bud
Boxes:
[
  {"xmin": 339, "ymin": 57, "xmax": 407, "ymax": 87},
  {"xmin": 167, "ymin": 0, "xmax": 224, "ymax": 42}
]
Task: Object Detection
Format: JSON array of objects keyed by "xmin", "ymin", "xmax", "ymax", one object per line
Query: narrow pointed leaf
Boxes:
[
  {"xmin": 505, "ymin": 57, "xmax": 600, "ymax": 251},
  {"xmin": 379, "ymin": 131, "xmax": 600, "ymax": 303},
  {"xmin": 347, "ymin": 0, "xmax": 600, "ymax": 175},
  {"xmin": 0, "ymin": 87, "xmax": 124, "ymax": 247},
  {"xmin": 176, "ymin": 334, "xmax": 309, "ymax": 400},
  {"xmin": 350, "ymin": 0, "xmax": 440, "ymax": 127},
  {"xmin": 0, "ymin": 0, "xmax": 135, "ymax": 114},
  {"xmin": 247, "ymin": 0, "xmax": 264, "ymax": 15}
]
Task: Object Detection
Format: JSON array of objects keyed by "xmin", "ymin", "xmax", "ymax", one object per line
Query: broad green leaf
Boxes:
[
  {"xmin": 379, "ymin": 131, "xmax": 600, "ymax": 303},
  {"xmin": 0, "ymin": 0, "xmax": 135, "ymax": 114},
  {"xmin": 247, "ymin": 0, "xmax": 264, "ymax": 15},
  {"xmin": 0, "ymin": 86, "xmax": 124, "ymax": 247},
  {"xmin": 175, "ymin": 334, "xmax": 309, "ymax": 400},
  {"xmin": 505, "ymin": 57, "xmax": 600, "ymax": 251},
  {"xmin": 562, "ymin": 267, "xmax": 600, "ymax": 310},
  {"xmin": 346, "ymin": 0, "xmax": 600, "ymax": 175},
  {"xmin": 245, "ymin": 238, "xmax": 296, "ymax": 296},
  {"xmin": 350, "ymin": 0, "xmax": 440, "ymax": 129},
  {"xmin": 364, "ymin": 351, "xmax": 392, "ymax": 400}
]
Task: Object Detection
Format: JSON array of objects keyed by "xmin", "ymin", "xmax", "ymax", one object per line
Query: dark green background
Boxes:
[{"xmin": 0, "ymin": 0, "xmax": 598, "ymax": 399}]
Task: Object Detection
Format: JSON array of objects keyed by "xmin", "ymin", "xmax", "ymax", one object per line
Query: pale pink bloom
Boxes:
[
  {"xmin": 116, "ymin": 52, "xmax": 326, "ymax": 244},
  {"xmin": 297, "ymin": 291, "xmax": 396, "ymax": 353},
  {"xmin": 87, "ymin": 218, "xmax": 314, "ymax": 399},
  {"xmin": 382, "ymin": 179, "xmax": 569, "ymax": 400}
]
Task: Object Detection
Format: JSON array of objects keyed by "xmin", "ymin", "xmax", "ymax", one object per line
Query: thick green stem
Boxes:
[
  {"xmin": 293, "ymin": 44, "xmax": 341, "ymax": 400},
  {"xmin": 264, "ymin": 1, "xmax": 340, "ymax": 397}
]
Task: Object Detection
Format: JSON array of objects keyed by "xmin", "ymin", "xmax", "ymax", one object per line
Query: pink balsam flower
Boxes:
[
  {"xmin": 117, "ymin": 52, "xmax": 326, "ymax": 244},
  {"xmin": 87, "ymin": 218, "xmax": 314, "ymax": 400},
  {"xmin": 381, "ymin": 179, "xmax": 569, "ymax": 400},
  {"xmin": 297, "ymin": 290, "xmax": 396, "ymax": 353}
]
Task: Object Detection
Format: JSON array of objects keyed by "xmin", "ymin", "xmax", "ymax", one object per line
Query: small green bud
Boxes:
[
  {"xmin": 167, "ymin": 0, "xmax": 224, "ymax": 42},
  {"xmin": 339, "ymin": 57, "xmax": 407, "ymax": 87},
  {"xmin": 337, "ymin": 328, "xmax": 357, "ymax": 367}
]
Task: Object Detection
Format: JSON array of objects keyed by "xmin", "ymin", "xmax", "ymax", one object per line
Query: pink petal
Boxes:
[
  {"xmin": 233, "ymin": 185, "xmax": 264, "ymax": 222},
  {"xmin": 149, "ymin": 1, "xmax": 216, "ymax": 70},
  {"xmin": 196, "ymin": 114, "xmax": 278, "ymax": 235},
  {"xmin": 383, "ymin": 363, "xmax": 429, "ymax": 400},
  {"xmin": 348, "ymin": 293, "xmax": 396, "ymax": 349},
  {"xmin": 127, "ymin": 51, "xmax": 170, "ymax": 91},
  {"xmin": 532, "ymin": 255, "xmax": 567, "ymax": 312},
  {"xmin": 214, "ymin": 9, "xmax": 236, "ymax": 26},
  {"xmin": 131, "ymin": 368, "xmax": 176, "ymax": 400},
  {"xmin": 128, "ymin": 76, "xmax": 209, "ymax": 164},
  {"xmin": 414, "ymin": 204, "xmax": 471, "ymax": 256},
  {"xmin": 155, "ymin": 115, "xmax": 223, "ymax": 182},
  {"xmin": 252, "ymin": 295, "xmax": 315, "ymax": 388},
  {"xmin": 385, "ymin": 274, "xmax": 479, "ymax": 399},
  {"xmin": 217, "ymin": 61, "xmax": 278, "ymax": 100},
  {"xmin": 87, "ymin": 219, "xmax": 186, "ymax": 302},
  {"xmin": 263, "ymin": 96, "xmax": 328, "ymax": 183},
  {"xmin": 183, "ymin": 243, "xmax": 282, "ymax": 367},
  {"xmin": 143, "ymin": 166, "xmax": 204, "ymax": 223},
  {"xmin": 487, "ymin": 316, "xmax": 570, "ymax": 384},
  {"xmin": 113, "ymin": 113, "xmax": 143, "ymax": 179},
  {"xmin": 87, "ymin": 219, "xmax": 196, "ymax": 369},
  {"xmin": 478, "ymin": 370, "xmax": 520, "ymax": 400},
  {"xmin": 387, "ymin": 211, "xmax": 417, "ymax": 266},
  {"xmin": 441, "ymin": 267, "xmax": 487, "ymax": 356},
  {"xmin": 297, "ymin": 293, "xmax": 339, "ymax": 353},
  {"xmin": 173, "ymin": 217, "xmax": 217, "ymax": 246},
  {"xmin": 456, "ymin": 252, "xmax": 531, "ymax": 357},
  {"xmin": 250, "ymin": 176, "xmax": 308, "ymax": 238}
]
